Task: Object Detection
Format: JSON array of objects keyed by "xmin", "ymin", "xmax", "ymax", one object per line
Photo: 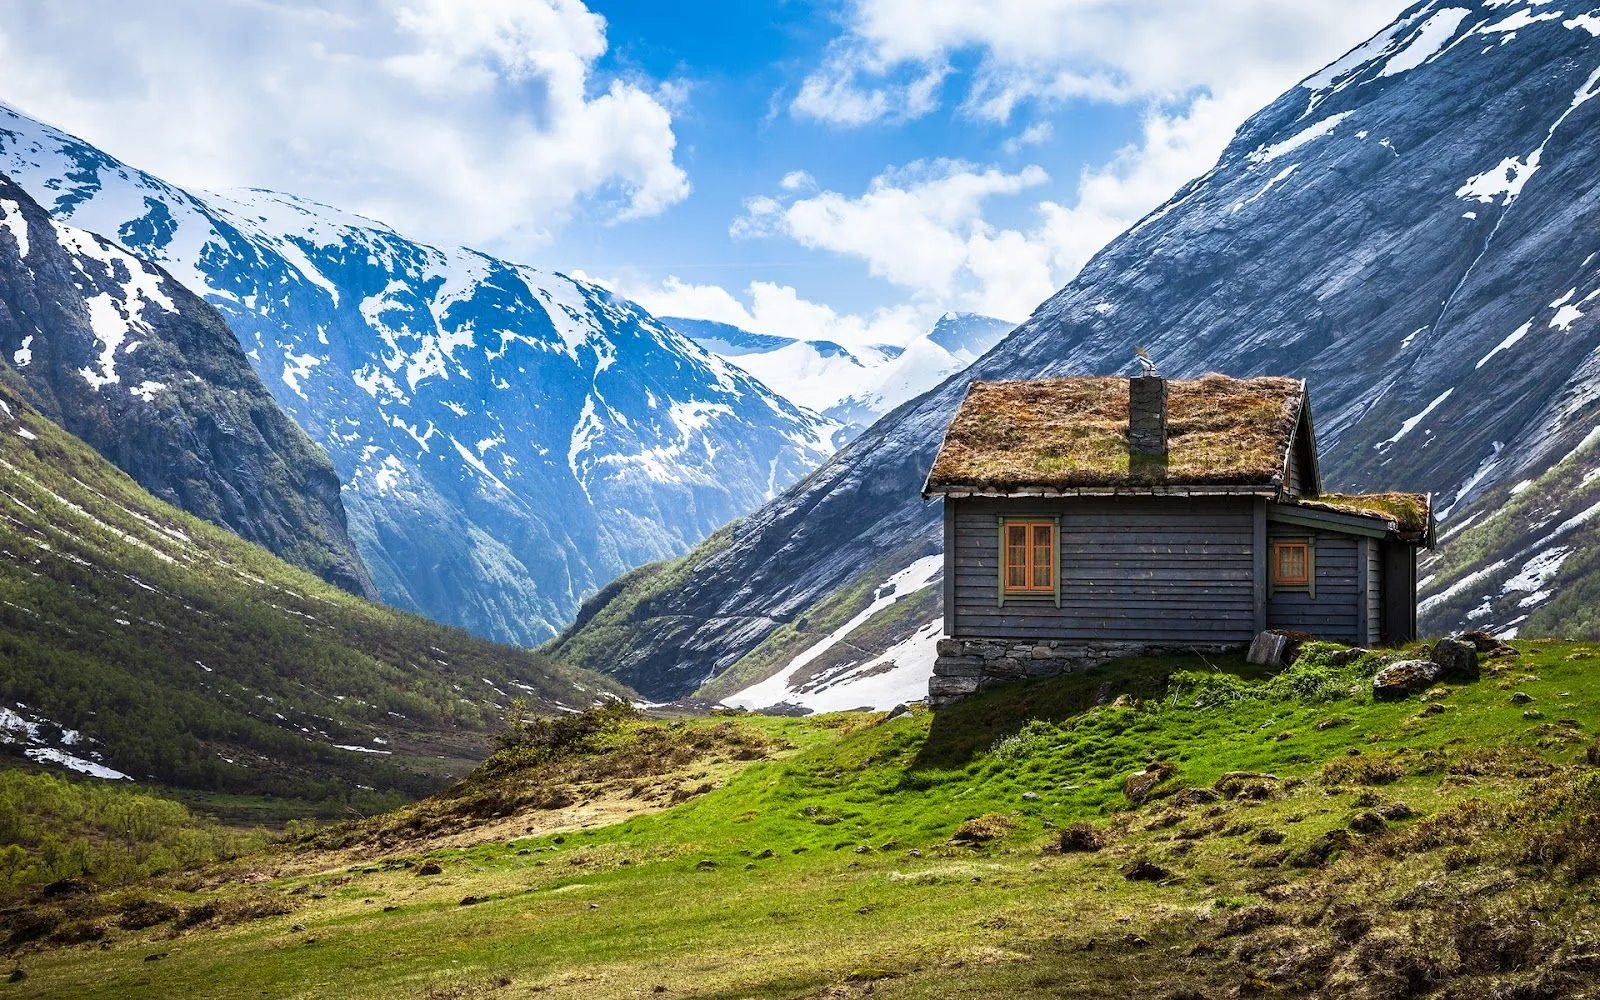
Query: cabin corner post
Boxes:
[
  {"xmin": 1253, "ymin": 496, "xmax": 1268, "ymax": 633},
  {"xmin": 942, "ymin": 497, "xmax": 957, "ymax": 637}
]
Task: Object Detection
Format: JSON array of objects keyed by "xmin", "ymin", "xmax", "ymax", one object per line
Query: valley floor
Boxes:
[{"xmin": 7, "ymin": 640, "xmax": 1600, "ymax": 999}]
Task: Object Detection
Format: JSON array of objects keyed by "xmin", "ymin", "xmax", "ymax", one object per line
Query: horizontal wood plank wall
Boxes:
[
  {"xmin": 1366, "ymin": 539, "xmax": 1382, "ymax": 646},
  {"xmin": 951, "ymin": 497, "xmax": 1257, "ymax": 642},
  {"xmin": 1266, "ymin": 526, "xmax": 1362, "ymax": 643}
]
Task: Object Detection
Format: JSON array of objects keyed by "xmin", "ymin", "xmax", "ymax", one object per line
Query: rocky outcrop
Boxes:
[
  {"xmin": 1372, "ymin": 660, "xmax": 1443, "ymax": 700},
  {"xmin": 930, "ymin": 637, "xmax": 1243, "ymax": 706},
  {"xmin": 0, "ymin": 173, "xmax": 374, "ymax": 596}
]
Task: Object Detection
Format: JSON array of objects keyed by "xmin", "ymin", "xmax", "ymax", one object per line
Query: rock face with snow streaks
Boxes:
[
  {"xmin": 553, "ymin": 0, "xmax": 1600, "ymax": 701},
  {"xmin": 0, "ymin": 108, "xmax": 837, "ymax": 645},
  {"xmin": 0, "ymin": 173, "xmax": 373, "ymax": 596}
]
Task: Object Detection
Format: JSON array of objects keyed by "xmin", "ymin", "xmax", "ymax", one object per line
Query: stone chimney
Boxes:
[{"xmin": 1128, "ymin": 376, "xmax": 1168, "ymax": 456}]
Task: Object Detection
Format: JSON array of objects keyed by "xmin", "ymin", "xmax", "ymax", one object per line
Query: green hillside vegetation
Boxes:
[
  {"xmin": 10, "ymin": 639, "xmax": 1600, "ymax": 998},
  {"xmin": 0, "ymin": 373, "xmax": 628, "ymax": 811},
  {"xmin": 0, "ymin": 771, "xmax": 267, "ymax": 900},
  {"xmin": 1421, "ymin": 433, "xmax": 1600, "ymax": 639}
]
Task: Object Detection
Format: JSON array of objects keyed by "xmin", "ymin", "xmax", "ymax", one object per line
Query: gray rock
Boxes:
[
  {"xmin": 1248, "ymin": 632, "xmax": 1291, "ymax": 667},
  {"xmin": 1430, "ymin": 638, "xmax": 1480, "ymax": 681},
  {"xmin": 1373, "ymin": 660, "xmax": 1444, "ymax": 700}
]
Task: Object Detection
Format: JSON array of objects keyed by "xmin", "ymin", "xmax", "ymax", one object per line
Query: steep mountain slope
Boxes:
[
  {"xmin": 552, "ymin": 0, "xmax": 1600, "ymax": 702},
  {"xmin": 0, "ymin": 107, "xmax": 836, "ymax": 646},
  {"xmin": 0, "ymin": 173, "xmax": 372, "ymax": 597},
  {"xmin": 665, "ymin": 312, "xmax": 1012, "ymax": 441},
  {"xmin": 0, "ymin": 371, "xmax": 624, "ymax": 807}
]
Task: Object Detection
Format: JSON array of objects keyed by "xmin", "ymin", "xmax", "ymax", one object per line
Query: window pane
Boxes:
[
  {"xmin": 1006, "ymin": 525, "xmax": 1026, "ymax": 589},
  {"xmin": 1032, "ymin": 525, "xmax": 1053, "ymax": 588}
]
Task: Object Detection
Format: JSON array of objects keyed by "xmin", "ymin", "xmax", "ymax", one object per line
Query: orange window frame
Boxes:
[
  {"xmin": 1271, "ymin": 538, "xmax": 1313, "ymax": 590},
  {"xmin": 1001, "ymin": 519, "xmax": 1057, "ymax": 595}
]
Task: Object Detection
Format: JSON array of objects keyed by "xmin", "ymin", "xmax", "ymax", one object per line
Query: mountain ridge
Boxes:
[
  {"xmin": 0, "ymin": 107, "xmax": 837, "ymax": 646},
  {"xmin": 0, "ymin": 171, "xmax": 374, "ymax": 597}
]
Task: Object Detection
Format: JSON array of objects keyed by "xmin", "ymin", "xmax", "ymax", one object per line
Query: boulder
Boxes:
[
  {"xmin": 1123, "ymin": 762, "xmax": 1175, "ymax": 803},
  {"xmin": 1430, "ymin": 638, "xmax": 1480, "ymax": 681},
  {"xmin": 1247, "ymin": 632, "xmax": 1291, "ymax": 667},
  {"xmin": 1372, "ymin": 660, "xmax": 1443, "ymax": 700}
]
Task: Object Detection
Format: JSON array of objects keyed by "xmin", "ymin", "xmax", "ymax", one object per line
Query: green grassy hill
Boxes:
[
  {"xmin": 0, "ymin": 372, "xmax": 628, "ymax": 814},
  {"xmin": 9, "ymin": 638, "xmax": 1600, "ymax": 998}
]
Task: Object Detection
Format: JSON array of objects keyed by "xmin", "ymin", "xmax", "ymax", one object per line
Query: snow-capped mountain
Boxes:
[
  {"xmin": 0, "ymin": 103, "xmax": 836, "ymax": 646},
  {"xmin": 553, "ymin": 0, "xmax": 1600, "ymax": 703},
  {"xmin": 663, "ymin": 312, "xmax": 1012, "ymax": 441},
  {"xmin": 0, "ymin": 172, "xmax": 373, "ymax": 596}
]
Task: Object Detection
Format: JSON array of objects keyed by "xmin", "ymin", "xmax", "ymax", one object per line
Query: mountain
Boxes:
[
  {"xmin": 0, "ymin": 370, "xmax": 624, "ymax": 808},
  {"xmin": 0, "ymin": 173, "xmax": 373, "ymax": 597},
  {"xmin": 0, "ymin": 106, "xmax": 837, "ymax": 647},
  {"xmin": 665, "ymin": 312, "xmax": 1011, "ymax": 442},
  {"xmin": 551, "ymin": 0, "xmax": 1600, "ymax": 704}
]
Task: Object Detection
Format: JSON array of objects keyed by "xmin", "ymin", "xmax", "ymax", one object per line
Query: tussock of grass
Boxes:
[{"xmin": 926, "ymin": 374, "xmax": 1303, "ymax": 491}]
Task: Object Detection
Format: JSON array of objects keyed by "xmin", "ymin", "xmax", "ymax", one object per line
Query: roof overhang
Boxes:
[
  {"xmin": 1268, "ymin": 498, "xmax": 1434, "ymax": 547},
  {"xmin": 928, "ymin": 484, "xmax": 1281, "ymax": 499}
]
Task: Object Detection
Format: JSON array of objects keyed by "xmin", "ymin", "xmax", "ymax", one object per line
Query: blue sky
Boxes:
[{"xmin": 0, "ymin": 0, "xmax": 1407, "ymax": 346}]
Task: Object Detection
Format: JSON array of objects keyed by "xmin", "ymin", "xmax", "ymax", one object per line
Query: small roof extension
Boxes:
[{"xmin": 922, "ymin": 374, "xmax": 1431, "ymax": 543}]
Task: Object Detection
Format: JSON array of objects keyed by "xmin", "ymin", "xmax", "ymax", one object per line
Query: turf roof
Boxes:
[
  {"xmin": 925, "ymin": 374, "xmax": 1306, "ymax": 493},
  {"xmin": 1297, "ymin": 492, "xmax": 1433, "ymax": 538}
]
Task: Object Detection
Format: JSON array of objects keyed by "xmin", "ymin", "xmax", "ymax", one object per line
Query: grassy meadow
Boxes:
[{"xmin": 5, "ymin": 639, "xmax": 1600, "ymax": 998}]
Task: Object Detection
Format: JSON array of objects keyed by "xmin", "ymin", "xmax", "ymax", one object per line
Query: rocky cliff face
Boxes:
[
  {"xmin": 551, "ymin": 0, "xmax": 1600, "ymax": 701},
  {"xmin": 0, "ymin": 173, "xmax": 374, "ymax": 597},
  {"xmin": 0, "ymin": 107, "xmax": 837, "ymax": 646}
]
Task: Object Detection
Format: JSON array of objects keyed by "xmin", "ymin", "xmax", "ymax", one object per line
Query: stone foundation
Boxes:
[{"xmin": 929, "ymin": 636, "xmax": 1244, "ymax": 707}]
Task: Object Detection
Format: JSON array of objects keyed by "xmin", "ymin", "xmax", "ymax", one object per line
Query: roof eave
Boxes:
[{"xmin": 925, "ymin": 483, "xmax": 1283, "ymax": 499}]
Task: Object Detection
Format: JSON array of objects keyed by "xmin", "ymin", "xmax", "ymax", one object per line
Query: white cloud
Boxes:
[
  {"xmin": 733, "ymin": 160, "xmax": 1053, "ymax": 317},
  {"xmin": 793, "ymin": 0, "xmax": 1406, "ymax": 126},
  {"xmin": 624, "ymin": 276, "xmax": 928, "ymax": 349},
  {"xmin": 0, "ymin": 0, "xmax": 689, "ymax": 251},
  {"xmin": 761, "ymin": 1, "xmax": 1407, "ymax": 320}
]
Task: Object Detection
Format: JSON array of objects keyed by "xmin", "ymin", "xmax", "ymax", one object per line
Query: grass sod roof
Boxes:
[
  {"xmin": 924, "ymin": 374, "xmax": 1306, "ymax": 493},
  {"xmin": 1297, "ymin": 491, "xmax": 1434, "ymax": 537}
]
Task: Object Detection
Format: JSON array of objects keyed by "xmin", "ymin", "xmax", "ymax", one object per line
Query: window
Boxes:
[
  {"xmin": 1271, "ymin": 538, "xmax": 1313, "ymax": 593},
  {"xmin": 1002, "ymin": 520, "xmax": 1056, "ymax": 595}
]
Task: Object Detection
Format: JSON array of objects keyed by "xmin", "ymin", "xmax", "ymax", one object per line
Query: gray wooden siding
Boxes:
[
  {"xmin": 1266, "ymin": 526, "xmax": 1363, "ymax": 643},
  {"xmin": 1365, "ymin": 539, "xmax": 1382, "ymax": 645},
  {"xmin": 950, "ymin": 497, "xmax": 1258, "ymax": 643}
]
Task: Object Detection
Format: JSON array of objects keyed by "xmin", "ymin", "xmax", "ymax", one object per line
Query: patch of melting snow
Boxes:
[
  {"xmin": 1475, "ymin": 322, "xmax": 1532, "ymax": 369},
  {"xmin": 724, "ymin": 555, "xmax": 944, "ymax": 711},
  {"xmin": 1380, "ymin": 8, "xmax": 1472, "ymax": 77},
  {"xmin": 1502, "ymin": 546, "xmax": 1572, "ymax": 594},
  {"xmin": 1376, "ymin": 389, "xmax": 1454, "ymax": 450},
  {"xmin": 1420, "ymin": 558, "xmax": 1511, "ymax": 615},
  {"xmin": 0, "ymin": 198, "xmax": 28, "ymax": 258},
  {"xmin": 12, "ymin": 334, "xmax": 31, "ymax": 367},
  {"xmin": 331, "ymin": 743, "xmax": 392, "ymax": 755},
  {"xmin": 1248, "ymin": 112, "xmax": 1353, "ymax": 165},
  {"xmin": 24, "ymin": 747, "xmax": 130, "ymax": 780}
]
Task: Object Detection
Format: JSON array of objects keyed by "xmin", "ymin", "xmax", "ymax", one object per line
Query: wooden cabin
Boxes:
[{"xmin": 921, "ymin": 374, "xmax": 1433, "ymax": 705}]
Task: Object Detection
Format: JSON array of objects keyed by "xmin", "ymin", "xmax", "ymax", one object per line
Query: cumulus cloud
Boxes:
[
  {"xmin": 0, "ymin": 0, "xmax": 689, "ymax": 250},
  {"xmin": 732, "ymin": 160, "xmax": 1056, "ymax": 315},
  {"xmin": 791, "ymin": 0, "xmax": 1406, "ymax": 126},
  {"xmin": 745, "ymin": 0, "xmax": 1407, "ymax": 321}
]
